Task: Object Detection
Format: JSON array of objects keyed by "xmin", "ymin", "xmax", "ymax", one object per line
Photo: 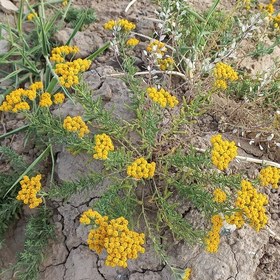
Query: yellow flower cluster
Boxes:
[
  {"xmin": 27, "ymin": 12, "xmax": 37, "ymax": 21},
  {"xmin": 50, "ymin": 46, "xmax": 79, "ymax": 63},
  {"xmin": 53, "ymin": 92, "xmax": 65, "ymax": 104},
  {"xmin": 183, "ymin": 268, "xmax": 192, "ymax": 280},
  {"xmin": 259, "ymin": 1, "xmax": 280, "ymax": 28},
  {"xmin": 225, "ymin": 212, "xmax": 245, "ymax": 229},
  {"xmin": 235, "ymin": 180, "xmax": 268, "ymax": 231},
  {"xmin": 259, "ymin": 166, "xmax": 280, "ymax": 189},
  {"xmin": 126, "ymin": 38, "xmax": 139, "ymax": 47},
  {"xmin": 93, "ymin": 133, "xmax": 114, "ymax": 160},
  {"xmin": 259, "ymin": 0, "xmax": 275, "ymax": 15},
  {"xmin": 146, "ymin": 40, "xmax": 167, "ymax": 56},
  {"xmin": 55, "ymin": 58, "xmax": 91, "ymax": 88},
  {"xmin": 213, "ymin": 62, "xmax": 238, "ymax": 90},
  {"xmin": 29, "ymin": 81, "xmax": 43, "ymax": 91},
  {"xmin": 157, "ymin": 57, "xmax": 174, "ymax": 71},
  {"xmin": 16, "ymin": 175, "xmax": 43, "ymax": 209},
  {"xmin": 63, "ymin": 116, "xmax": 90, "ymax": 138},
  {"xmin": 0, "ymin": 82, "xmax": 43, "ymax": 113},
  {"xmin": 127, "ymin": 157, "xmax": 156, "ymax": 179},
  {"xmin": 39, "ymin": 92, "xmax": 52, "ymax": 107},
  {"xmin": 62, "ymin": 0, "xmax": 68, "ymax": 6},
  {"xmin": 146, "ymin": 87, "xmax": 179, "ymax": 108},
  {"xmin": 213, "ymin": 188, "xmax": 227, "ymax": 203},
  {"xmin": 243, "ymin": 0, "xmax": 251, "ymax": 10},
  {"xmin": 273, "ymin": 14, "xmax": 280, "ymax": 28},
  {"xmin": 146, "ymin": 40, "xmax": 174, "ymax": 71},
  {"xmin": 103, "ymin": 19, "xmax": 136, "ymax": 32},
  {"xmin": 205, "ymin": 214, "xmax": 223, "ymax": 253},
  {"xmin": 210, "ymin": 134, "xmax": 238, "ymax": 170},
  {"xmin": 80, "ymin": 209, "xmax": 96, "ymax": 225},
  {"xmin": 81, "ymin": 210, "xmax": 145, "ymax": 268}
]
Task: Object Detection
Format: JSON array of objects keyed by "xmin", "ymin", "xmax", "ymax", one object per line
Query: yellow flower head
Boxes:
[
  {"xmin": 146, "ymin": 87, "xmax": 178, "ymax": 108},
  {"xmin": 235, "ymin": 180, "xmax": 268, "ymax": 231},
  {"xmin": 27, "ymin": 12, "xmax": 37, "ymax": 21},
  {"xmin": 225, "ymin": 212, "xmax": 244, "ymax": 229},
  {"xmin": 0, "ymin": 87, "xmax": 36, "ymax": 113},
  {"xmin": 210, "ymin": 134, "xmax": 237, "ymax": 170},
  {"xmin": 50, "ymin": 46, "xmax": 80, "ymax": 63},
  {"xmin": 213, "ymin": 188, "xmax": 227, "ymax": 203},
  {"xmin": 55, "ymin": 58, "xmax": 91, "ymax": 88},
  {"xmin": 93, "ymin": 133, "xmax": 114, "ymax": 160},
  {"xmin": 16, "ymin": 174, "xmax": 43, "ymax": 209},
  {"xmin": 259, "ymin": 166, "xmax": 280, "ymax": 189},
  {"xmin": 146, "ymin": 40, "xmax": 167, "ymax": 57},
  {"xmin": 126, "ymin": 38, "xmax": 140, "ymax": 47},
  {"xmin": 183, "ymin": 268, "xmax": 191, "ymax": 280},
  {"xmin": 82, "ymin": 210, "xmax": 145, "ymax": 268},
  {"xmin": 157, "ymin": 57, "xmax": 174, "ymax": 71},
  {"xmin": 213, "ymin": 62, "xmax": 238, "ymax": 90},
  {"xmin": 127, "ymin": 157, "xmax": 156, "ymax": 179},
  {"xmin": 205, "ymin": 214, "xmax": 223, "ymax": 253},
  {"xmin": 63, "ymin": 115, "xmax": 90, "ymax": 138},
  {"xmin": 39, "ymin": 92, "xmax": 52, "ymax": 107},
  {"xmin": 53, "ymin": 92, "xmax": 65, "ymax": 104},
  {"xmin": 104, "ymin": 19, "xmax": 136, "ymax": 32}
]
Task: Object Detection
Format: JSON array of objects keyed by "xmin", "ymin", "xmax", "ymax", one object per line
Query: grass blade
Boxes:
[
  {"xmin": 87, "ymin": 42, "xmax": 110, "ymax": 61},
  {"xmin": 66, "ymin": 13, "xmax": 86, "ymax": 45},
  {"xmin": 0, "ymin": 125, "xmax": 30, "ymax": 140},
  {"xmin": 4, "ymin": 144, "xmax": 51, "ymax": 198}
]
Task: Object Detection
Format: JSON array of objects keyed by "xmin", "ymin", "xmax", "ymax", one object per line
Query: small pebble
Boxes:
[{"xmin": 271, "ymin": 213, "xmax": 278, "ymax": 220}]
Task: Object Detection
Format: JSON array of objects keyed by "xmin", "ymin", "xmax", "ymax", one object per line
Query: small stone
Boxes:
[
  {"xmin": 52, "ymin": 100, "xmax": 84, "ymax": 119},
  {"xmin": 54, "ymin": 28, "xmax": 103, "ymax": 58},
  {"xmin": 0, "ymin": 0, "xmax": 18, "ymax": 13},
  {"xmin": 271, "ymin": 213, "xmax": 278, "ymax": 220},
  {"xmin": 83, "ymin": 70, "xmax": 102, "ymax": 91}
]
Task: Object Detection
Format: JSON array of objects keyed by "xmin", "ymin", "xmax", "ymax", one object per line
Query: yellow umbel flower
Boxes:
[
  {"xmin": 16, "ymin": 174, "xmax": 43, "ymax": 209},
  {"xmin": 29, "ymin": 81, "xmax": 43, "ymax": 91},
  {"xmin": 243, "ymin": 0, "xmax": 251, "ymax": 10},
  {"xmin": 147, "ymin": 87, "xmax": 178, "ymax": 108},
  {"xmin": 127, "ymin": 157, "xmax": 156, "ymax": 179},
  {"xmin": 39, "ymin": 92, "xmax": 52, "ymax": 107},
  {"xmin": 259, "ymin": 166, "xmax": 280, "ymax": 189},
  {"xmin": 183, "ymin": 268, "xmax": 191, "ymax": 280},
  {"xmin": 146, "ymin": 40, "xmax": 167, "ymax": 57},
  {"xmin": 55, "ymin": 58, "xmax": 91, "ymax": 88},
  {"xmin": 93, "ymin": 133, "xmax": 114, "ymax": 160},
  {"xmin": 63, "ymin": 116, "xmax": 90, "ymax": 138},
  {"xmin": 157, "ymin": 57, "xmax": 174, "ymax": 71},
  {"xmin": 213, "ymin": 188, "xmax": 227, "ymax": 203},
  {"xmin": 27, "ymin": 12, "xmax": 37, "ymax": 21},
  {"xmin": 53, "ymin": 92, "xmax": 65, "ymax": 104},
  {"xmin": 80, "ymin": 209, "xmax": 97, "ymax": 225},
  {"xmin": 213, "ymin": 62, "xmax": 238, "ymax": 90},
  {"xmin": 0, "ymin": 88, "xmax": 33, "ymax": 113},
  {"xmin": 205, "ymin": 214, "xmax": 223, "ymax": 253},
  {"xmin": 103, "ymin": 19, "xmax": 136, "ymax": 32},
  {"xmin": 62, "ymin": 0, "xmax": 68, "ymax": 6},
  {"xmin": 210, "ymin": 134, "xmax": 237, "ymax": 170},
  {"xmin": 81, "ymin": 210, "xmax": 145, "ymax": 268},
  {"xmin": 126, "ymin": 38, "xmax": 139, "ymax": 47},
  {"xmin": 273, "ymin": 13, "xmax": 280, "ymax": 28},
  {"xmin": 50, "ymin": 46, "xmax": 79, "ymax": 63},
  {"xmin": 225, "ymin": 212, "xmax": 245, "ymax": 229},
  {"xmin": 235, "ymin": 180, "xmax": 268, "ymax": 231}
]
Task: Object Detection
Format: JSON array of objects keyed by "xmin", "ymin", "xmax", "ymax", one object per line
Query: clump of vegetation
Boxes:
[
  {"xmin": 65, "ymin": 7, "xmax": 96, "ymax": 29},
  {"xmin": 0, "ymin": 0, "xmax": 280, "ymax": 280}
]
